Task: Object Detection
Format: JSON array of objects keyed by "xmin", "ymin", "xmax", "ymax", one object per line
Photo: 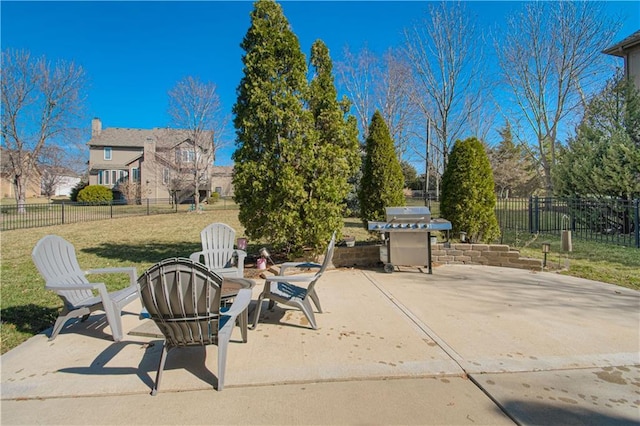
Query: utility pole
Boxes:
[{"xmin": 425, "ymin": 118, "xmax": 431, "ymax": 208}]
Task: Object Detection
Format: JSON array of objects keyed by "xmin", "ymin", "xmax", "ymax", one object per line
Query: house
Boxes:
[
  {"xmin": 87, "ymin": 118, "xmax": 232, "ymax": 202},
  {"xmin": 39, "ymin": 165, "xmax": 81, "ymax": 197},
  {"xmin": 0, "ymin": 148, "xmax": 42, "ymax": 199},
  {"xmin": 211, "ymin": 165, "xmax": 234, "ymax": 197},
  {"xmin": 603, "ymin": 30, "xmax": 640, "ymax": 88}
]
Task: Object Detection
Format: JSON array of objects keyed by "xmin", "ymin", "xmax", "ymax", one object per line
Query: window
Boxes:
[
  {"xmin": 111, "ymin": 170, "xmax": 117, "ymax": 184},
  {"xmin": 176, "ymin": 148, "xmax": 195, "ymax": 163},
  {"xmin": 103, "ymin": 170, "xmax": 110, "ymax": 185},
  {"xmin": 98, "ymin": 171, "xmax": 103, "ymax": 185},
  {"xmin": 162, "ymin": 168, "xmax": 169, "ymax": 185},
  {"xmin": 132, "ymin": 168, "xmax": 140, "ymax": 182},
  {"xmin": 104, "ymin": 147, "xmax": 112, "ymax": 160}
]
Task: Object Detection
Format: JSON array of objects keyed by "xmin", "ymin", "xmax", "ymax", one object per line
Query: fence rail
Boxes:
[
  {"xmin": 4, "ymin": 196, "xmax": 639, "ymax": 248},
  {"xmin": 0, "ymin": 197, "xmax": 238, "ymax": 231},
  {"xmin": 497, "ymin": 197, "xmax": 639, "ymax": 248}
]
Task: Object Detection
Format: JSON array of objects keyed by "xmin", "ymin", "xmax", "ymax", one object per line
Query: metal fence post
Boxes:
[
  {"xmin": 635, "ymin": 198, "xmax": 639, "ymax": 249},
  {"xmin": 61, "ymin": 202, "xmax": 65, "ymax": 225},
  {"xmin": 529, "ymin": 196, "xmax": 539, "ymax": 234},
  {"xmin": 146, "ymin": 198, "xmax": 150, "ymax": 215}
]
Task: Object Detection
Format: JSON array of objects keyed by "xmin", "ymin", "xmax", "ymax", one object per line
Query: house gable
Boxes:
[{"xmin": 603, "ymin": 30, "xmax": 640, "ymax": 88}]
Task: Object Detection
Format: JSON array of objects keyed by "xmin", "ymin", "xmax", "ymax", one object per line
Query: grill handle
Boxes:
[{"xmin": 387, "ymin": 216, "xmax": 426, "ymax": 223}]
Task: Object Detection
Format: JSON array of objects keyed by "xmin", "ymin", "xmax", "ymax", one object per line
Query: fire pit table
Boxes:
[{"xmin": 367, "ymin": 206, "xmax": 452, "ymax": 274}]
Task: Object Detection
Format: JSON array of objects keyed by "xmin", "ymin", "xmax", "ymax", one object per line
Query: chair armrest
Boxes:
[
  {"xmin": 189, "ymin": 251, "xmax": 204, "ymax": 263},
  {"xmin": 234, "ymin": 249, "xmax": 247, "ymax": 277},
  {"xmin": 234, "ymin": 249, "xmax": 247, "ymax": 262},
  {"xmin": 221, "ymin": 288, "xmax": 252, "ymax": 319},
  {"xmin": 45, "ymin": 282, "xmax": 103, "ymax": 291},
  {"xmin": 85, "ymin": 267, "xmax": 137, "ymax": 287},
  {"xmin": 278, "ymin": 262, "xmax": 321, "ymax": 275},
  {"xmin": 265, "ymin": 274, "xmax": 316, "ymax": 284}
]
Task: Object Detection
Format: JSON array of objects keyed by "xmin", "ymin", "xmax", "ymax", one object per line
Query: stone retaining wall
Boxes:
[
  {"xmin": 332, "ymin": 244, "xmax": 381, "ymax": 268},
  {"xmin": 332, "ymin": 243, "xmax": 542, "ymax": 271}
]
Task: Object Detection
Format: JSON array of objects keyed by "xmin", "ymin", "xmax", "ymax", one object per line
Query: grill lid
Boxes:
[{"xmin": 385, "ymin": 206, "xmax": 431, "ymax": 222}]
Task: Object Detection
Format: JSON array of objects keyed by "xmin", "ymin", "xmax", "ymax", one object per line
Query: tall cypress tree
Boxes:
[
  {"xmin": 232, "ymin": 0, "xmax": 313, "ymax": 253},
  {"xmin": 305, "ymin": 40, "xmax": 361, "ymax": 248},
  {"xmin": 441, "ymin": 137, "xmax": 500, "ymax": 243},
  {"xmin": 358, "ymin": 110, "xmax": 405, "ymax": 226}
]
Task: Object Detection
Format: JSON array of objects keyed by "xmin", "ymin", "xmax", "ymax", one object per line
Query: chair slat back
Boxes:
[
  {"xmin": 306, "ymin": 231, "xmax": 337, "ymax": 293},
  {"xmin": 138, "ymin": 258, "xmax": 222, "ymax": 348},
  {"xmin": 200, "ymin": 223, "xmax": 236, "ymax": 270},
  {"xmin": 32, "ymin": 235, "xmax": 94, "ymax": 306}
]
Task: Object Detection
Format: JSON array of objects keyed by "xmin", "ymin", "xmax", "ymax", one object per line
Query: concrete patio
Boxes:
[{"xmin": 2, "ymin": 264, "xmax": 639, "ymax": 425}]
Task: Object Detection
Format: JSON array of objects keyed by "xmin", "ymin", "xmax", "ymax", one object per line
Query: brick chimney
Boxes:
[{"xmin": 91, "ymin": 118, "xmax": 102, "ymax": 137}]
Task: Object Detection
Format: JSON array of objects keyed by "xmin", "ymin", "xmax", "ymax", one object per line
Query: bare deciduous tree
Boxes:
[
  {"xmin": 336, "ymin": 46, "xmax": 419, "ymax": 164},
  {"xmin": 39, "ymin": 145, "xmax": 68, "ymax": 200},
  {"xmin": 403, "ymin": 1, "xmax": 486, "ymax": 169},
  {"xmin": 376, "ymin": 49, "xmax": 419, "ymax": 160},
  {"xmin": 1, "ymin": 49, "xmax": 85, "ymax": 211},
  {"xmin": 496, "ymin": 1, "xmax": 619, "ymax": 196},
  {"xmin": 335, "ymin": 46, "xmax": 378, "ymax": 141},
  {"xmin": 166, "ymin": 76, "xmax": 228, "ymax": 210}
]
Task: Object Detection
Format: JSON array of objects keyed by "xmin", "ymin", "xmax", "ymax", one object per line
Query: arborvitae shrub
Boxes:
[
  {"xmin": 441, "ymin": 137, "xmax": 500, "ymax": 243},
  {"xmin": 358, "ymin": 110, "xmax": 405, "ymax": 226}
]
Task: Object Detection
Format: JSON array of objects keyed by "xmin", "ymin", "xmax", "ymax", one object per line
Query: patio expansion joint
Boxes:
[{"xmin": 360, "ymin": 270, "xmax": 469, "ymax": 375}]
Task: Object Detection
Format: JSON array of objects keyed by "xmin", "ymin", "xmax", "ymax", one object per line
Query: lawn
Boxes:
[{"xmin": 1, "ymin": 209, "xmax": 637, "ymax": 354}]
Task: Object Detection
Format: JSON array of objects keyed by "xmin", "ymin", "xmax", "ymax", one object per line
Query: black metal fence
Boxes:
[
  {"xmin": 496, "ymin": 197, "xmax": 639, "ymax": 248},
  {"xmin": 4, "ymin": 196, "xmax": 639, "ymax": 248},
  {"xmin": 1, "ymin": 197, "xmax": 241, "ymax": 231}
]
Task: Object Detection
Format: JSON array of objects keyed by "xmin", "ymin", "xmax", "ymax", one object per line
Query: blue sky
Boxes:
[{"xmin": 2, "ymin": 1, "xmax": 638, "ymax": 167}]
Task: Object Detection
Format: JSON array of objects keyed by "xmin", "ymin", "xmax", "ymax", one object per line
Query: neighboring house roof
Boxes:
[
  {"xmin": 88, "ymin": 127, "xmax": 212, "ymax": 149},
  {"xmin": 39, "ymin": 165, "xmax": 80, "ymax": 178},
  {"xmin": 603, "ymin": 30, "xmax": 640, "ymax": 56},
  {"xmin": 212, "ymin": 166, "xmax": 233, "ymax": 176},
  {"xmin": 0, "ymin": 148, "xmax": 40, "ymax": 176}
]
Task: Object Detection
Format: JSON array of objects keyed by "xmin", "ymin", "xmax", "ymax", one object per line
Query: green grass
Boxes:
[
  {"xmin": 500, "ymin": 230, "xmax": 640, "ymax": 290},
  {"xmin": 1, "ymin": 209, "xmax": 637, "ymax": 354}
]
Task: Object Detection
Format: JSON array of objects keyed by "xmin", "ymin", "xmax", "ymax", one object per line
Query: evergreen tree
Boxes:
[
  {"xmin": 305, "ymin": 40, "xmax": 361, "ymax": 248},
  {"xmin": 358, "ymin": 111, "xmax": 405, "ymax": 225},
  {"xmin": 489, "ymin": 123, "xmax": 540, "ymax": 198},
  {"xmin": 441, "ymin": 137, "xmax": 500, "ymax": 243},
  {"xmin": 554, "ymin": 75, "xmax": 640, "ymax": 200},
  {"xmin": 232, "ymin": 0, "xmax": 313, "ymax": 253},
  {"xmin": 400, "ymin": 160, "xmax": 420, "ymax": 190}
]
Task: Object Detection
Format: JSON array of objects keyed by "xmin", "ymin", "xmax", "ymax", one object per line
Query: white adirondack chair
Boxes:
[
  {"xmin": 32, "ymin": 235, "xmax": 139, "ymax": 342},
  {"xmin": 189, "ymin": 223, "xmax": 247, "ymax": 278}
]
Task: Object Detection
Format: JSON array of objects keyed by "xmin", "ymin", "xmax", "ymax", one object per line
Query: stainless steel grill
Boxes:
[{"xmin": 368, "ymin": 206, "xmax": 452, "ymax": 273}]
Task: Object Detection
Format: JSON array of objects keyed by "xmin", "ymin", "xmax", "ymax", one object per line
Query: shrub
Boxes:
[
  {"xmin": 77, "ymin": 185, "xmax": 113, "ymax": 204},
  {"xmin": 69, "ymin": 181, "xmax": 88, "ymax": 202},
  {"xmin": 359, "ymin": 110, "xmax": 405, "ymax": 226},
  {"xmin": 441, "ymin": 137, "xmax": 500, "ymax": 243},
  {"xmin": 208, "ymin": 192, "xmax": 220, "ymax": 204}
]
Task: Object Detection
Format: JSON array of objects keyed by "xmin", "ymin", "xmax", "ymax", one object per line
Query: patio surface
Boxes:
[{"xmin": 2, "ymin": 264, "xmax": 639, "ymax": 425}]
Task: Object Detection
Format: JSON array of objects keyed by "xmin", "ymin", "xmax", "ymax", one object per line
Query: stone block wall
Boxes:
[
  {"xmin": 431, "ymin": 243, "xmax": 542, "ymax": 270},
  {"xmin": 332, "ymin": 244, "xmax": 382, "ymax": 268},
  {"xmin": 332, "ymin": 243, "xmax": 542, "ymax": 271}
]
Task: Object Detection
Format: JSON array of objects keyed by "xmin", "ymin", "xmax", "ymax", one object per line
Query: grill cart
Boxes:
[{"xmin": 367, "ymin": 206, "xmax": 452, "ymax": 273}]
